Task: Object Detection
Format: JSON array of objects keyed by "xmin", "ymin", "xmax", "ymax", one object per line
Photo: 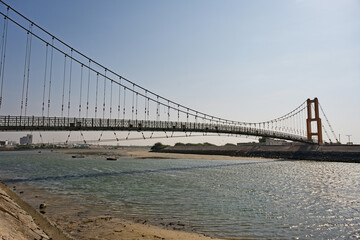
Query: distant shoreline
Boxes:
[{"xmin": 3, "ymin": 143, "xmax": 360, "ymax": 163}]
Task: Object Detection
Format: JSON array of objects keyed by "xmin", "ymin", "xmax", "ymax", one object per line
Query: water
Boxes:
[{"xmin": 0, "ymin": 150, "xmax": 359, "ymax": 239}]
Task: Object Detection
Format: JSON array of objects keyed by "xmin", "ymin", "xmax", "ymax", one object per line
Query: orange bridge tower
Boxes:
[{"xmin": 306, "ymin": 98, "xmax": 323, "ymax": 144}]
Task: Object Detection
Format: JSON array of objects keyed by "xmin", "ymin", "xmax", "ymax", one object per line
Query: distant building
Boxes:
[
  {"xmin": 7, "ymin": 141, "xmax": 17, "ymax": 146},
  {"xmin": 20, "ymin": 134, "xmax": 33, "ymax": 145},
  {"xmin": 0, "ymin": 140, "xmax": 17, "ymax": 146}
]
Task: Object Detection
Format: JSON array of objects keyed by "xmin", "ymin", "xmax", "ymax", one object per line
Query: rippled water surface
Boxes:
[{"xmin": 0, "ymin": 151, "xmax": 359, "ymax": 239}]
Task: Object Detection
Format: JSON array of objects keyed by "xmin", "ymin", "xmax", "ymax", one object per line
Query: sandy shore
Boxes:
[{"xmin": 1, "ymin": 148, "xmax": 241, "ymax": 240}]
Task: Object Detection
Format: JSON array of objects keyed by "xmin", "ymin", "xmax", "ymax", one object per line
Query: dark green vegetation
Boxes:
[
  {"xmin": 258, "ymin": 137, "xmax": 267, "ymax": 143},
  {"xmin": 150, "ymin": 142, "xmax": 169, "ymax": 151},
  {"xmin": 151, "ymin": 142, "xmax": 216, "ymax": 151},
  {"xmin": 174, "ymin": 142, "xmax": 215, "ymax": 147}
]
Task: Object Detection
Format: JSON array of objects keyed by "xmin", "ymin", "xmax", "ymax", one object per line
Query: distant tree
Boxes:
[
  {"xmin": 173, "ymin": 142, "xmax": 216, "ymax": 147},
  {"xmin": 174, "ymin": 142, "xmax": 185, "ymax": 147},
  {"xmin": 224, "ymin": 143, "xmax": 236, "ymax": 146},
  {"xmin": 151, "ymin": 142, "xmax": 169, "ymax": 151},
  {"xmin": 203, "ymin": 142, "xmax": 215, "ymax": 146},
  {"xmin": 258, "ymin": 137, "xmax": 267, "ymax": 143},
  {"xmin": 15, "ymin": 145, "xmax": 33, "ymax": 150}
]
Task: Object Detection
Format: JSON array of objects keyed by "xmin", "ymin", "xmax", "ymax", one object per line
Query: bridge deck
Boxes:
[{"xmin": 0, "ymin": 116, "xmax": 310, "ymax": 143}]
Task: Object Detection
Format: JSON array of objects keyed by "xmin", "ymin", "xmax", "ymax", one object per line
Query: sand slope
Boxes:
[{"xmin": 0, "ymin": 182, "xmax": 71, "ymax": 240}]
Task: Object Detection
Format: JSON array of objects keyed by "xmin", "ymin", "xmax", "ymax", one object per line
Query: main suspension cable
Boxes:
[
  {"xmin": 322, "ymin": 123, "xmax": 332, "ymax": 143},
  {"xmin": 319, "ymin": 102, "xmax": 339, "ymax": 143}
]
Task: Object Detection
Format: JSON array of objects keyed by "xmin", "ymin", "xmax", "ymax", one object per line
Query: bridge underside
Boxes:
[{"xmin": 0, "ymin": 116, "xmax": 311, "ymax": 143}]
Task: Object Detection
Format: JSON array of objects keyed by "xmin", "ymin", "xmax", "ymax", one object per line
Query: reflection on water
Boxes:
[{"xmin": 0, "ymin": 151, "xmax": 359, "ymax": 239}]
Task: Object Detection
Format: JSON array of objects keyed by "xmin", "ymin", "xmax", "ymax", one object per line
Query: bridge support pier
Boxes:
[{"xmin": 306, "ymin": 98, "xmax": 323, "ymax": 144}]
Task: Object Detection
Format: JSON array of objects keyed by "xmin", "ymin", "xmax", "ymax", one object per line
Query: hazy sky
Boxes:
[{"xmin": 1, "ymin": 0, "xmax": 359, "ymax": 145}]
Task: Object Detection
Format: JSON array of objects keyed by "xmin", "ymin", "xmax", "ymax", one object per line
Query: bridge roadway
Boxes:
[{"xmin": 0, "ymin": 115, "xmax": 310, "ymax": 143}]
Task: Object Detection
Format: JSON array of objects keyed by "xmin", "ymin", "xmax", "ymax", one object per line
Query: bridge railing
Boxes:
[{"xmin": 0, "ymin": 115, "xmax": 309, "ymax": 143}]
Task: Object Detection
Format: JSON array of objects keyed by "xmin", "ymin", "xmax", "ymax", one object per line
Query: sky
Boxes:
[{"xmin": 0, "ymin": 0, "xmax": 359, "ymax": 145}]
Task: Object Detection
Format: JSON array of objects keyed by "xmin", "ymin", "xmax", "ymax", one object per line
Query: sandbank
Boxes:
[{"xmin": 57, "ymin": 146, "xmax": 274, "ymax": 162}]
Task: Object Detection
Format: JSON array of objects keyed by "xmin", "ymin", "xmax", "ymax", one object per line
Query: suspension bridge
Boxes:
[{"xmin": 0, "ymin": 1, "xmax": 339, "ymax": 145}]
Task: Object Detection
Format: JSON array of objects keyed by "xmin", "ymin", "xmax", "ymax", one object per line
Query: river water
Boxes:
[{"xmin": 0, "ymin": 150, "xmax": 359, "ymax": 239}]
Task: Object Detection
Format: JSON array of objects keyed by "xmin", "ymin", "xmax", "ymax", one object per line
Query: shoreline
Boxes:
[{"xmin": 1, "ymin": 148, "xmax": 231, "ymax": 240}]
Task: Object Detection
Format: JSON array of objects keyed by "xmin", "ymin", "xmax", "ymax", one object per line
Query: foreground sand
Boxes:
[
  {"xmin": 1, "ymin": 148, "xmax": 238, "ymax": 240},
  {"xmin": 57, "ymin": 215, "xmax": 223, "ymax": 240},
  {"xmin": 0, "ymin": 182, "xmax": 70, "ymax": 240}
]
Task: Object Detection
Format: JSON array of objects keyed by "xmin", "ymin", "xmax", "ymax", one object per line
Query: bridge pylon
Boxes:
[{"xmin": 306, "ymin": 98, "xmax": 323, "ymax": 144}]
